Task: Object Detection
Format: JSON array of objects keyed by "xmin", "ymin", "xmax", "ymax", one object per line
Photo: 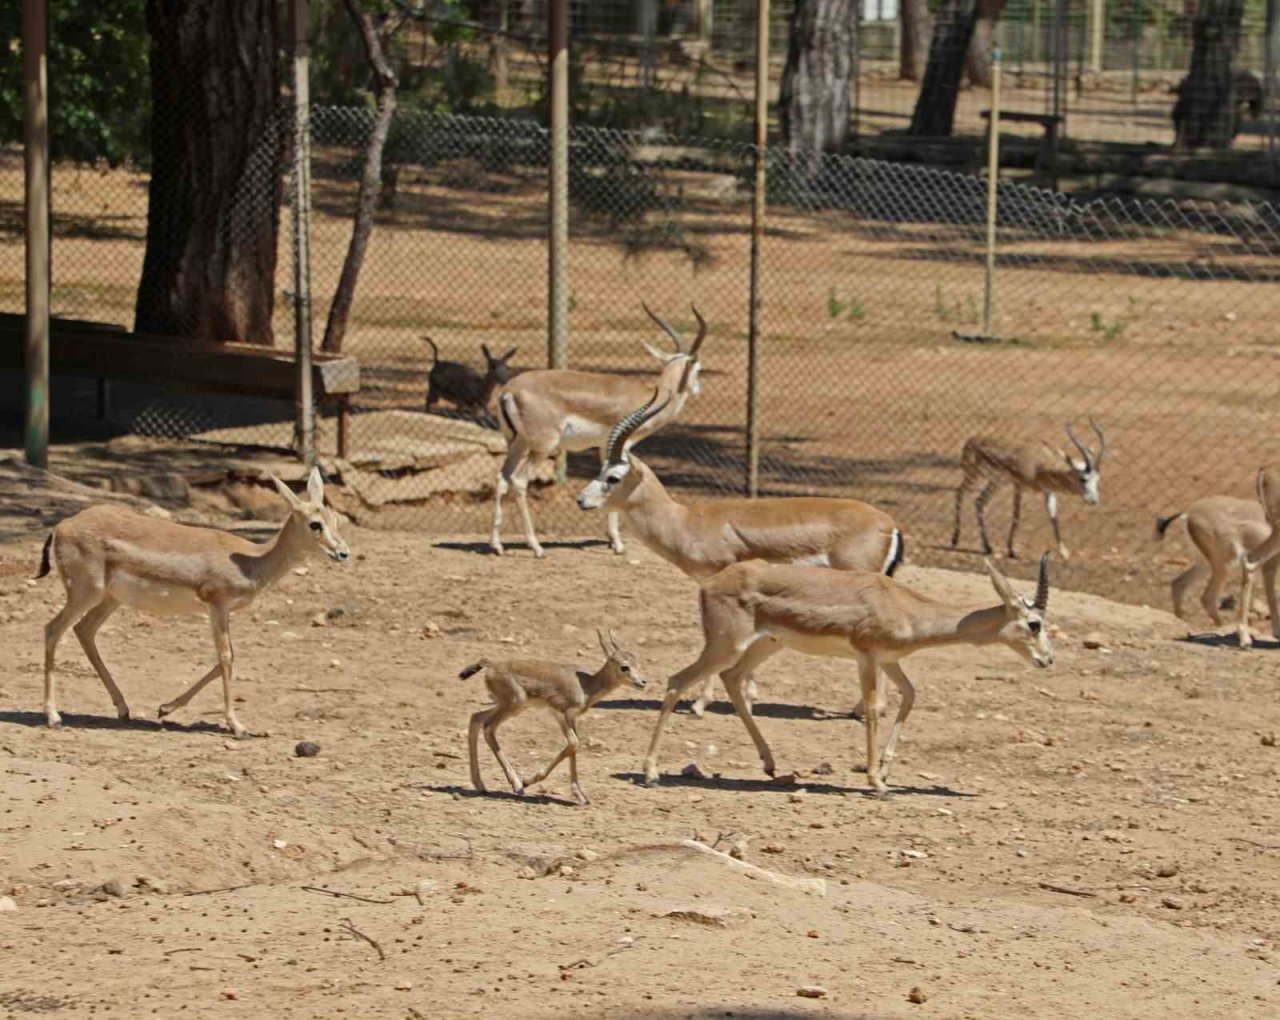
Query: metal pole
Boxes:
[
  {"xmin": 23, "ymin": 0, "xmax": 49, "ymax": 469},
  {"xmin": 548, "ymin": 0, "xmax": 569, "ymax": 375},
  {"xmin": 1088, "ymin": 0, "xmax": 1104, "ymax": 73},
  {"xmin": 983, "ymin": 47, "xmax": 1002, "ymax": 337},
  {"xmin": 746, "ymin": 0, "xmax": 769, "ymax": 499},
  {"xmin": 1266, "ymin": 0, "xmax": 1279, "ymax": 161},
  {"xmin": 290, "ymin": 0, "xmax": 316, "ymax": 468}
]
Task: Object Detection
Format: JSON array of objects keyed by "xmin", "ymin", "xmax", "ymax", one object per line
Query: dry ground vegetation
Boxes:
[{"xmin": 1, "ymin": 476, "xmax": 1280, "ymax": 1019}]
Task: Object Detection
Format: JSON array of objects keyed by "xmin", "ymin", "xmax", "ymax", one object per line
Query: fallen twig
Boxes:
[
  {"xmin": 559, "ymin": 943, "xmax": 633, "ymax": 972},
  {"xmin": 301, "ymin": 885, "xmax": 392, "ymax": 905},
  {"xmin": 290, "ymin": 686, "xmax": 359, "ymax": 694},
  {"xmin": 339, "ymin": 917, "xmax": 386, "ymax": 962},
  {"xmin": 162, "ymin": 947, "xmax": 201, "ymax": 957},
  {"xmin": 1038, "ymin": 881, "xmax": 1098, "ymax": 899},
  {"xmin": 1228, "ymin": 837, "xmax": 1280, "ymax": 851},
  {"xmin": 180, "ymin": 883, "xmax": 256, "ymax": 897}
]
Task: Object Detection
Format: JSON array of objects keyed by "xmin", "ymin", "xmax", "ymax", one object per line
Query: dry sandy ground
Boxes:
[{"xmin": 2, "ymin": 512, "xmax": 1280, "ymax": 1019}]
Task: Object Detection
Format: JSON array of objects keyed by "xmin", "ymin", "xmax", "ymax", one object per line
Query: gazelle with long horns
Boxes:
[
  {"xmin": 35, "ymin": 468, "xmax": 349, "ymax": 737},
  {"xmin": 952, "ymin": 421, "xmax": 1107, "ymax": 560},
  {"xmin": 641, "ymin": 555, "xmax": 1054, "ymax": 794},
  {"xmin": 490, "ymin": 304, "xmax": 707, "ymax": 558},
  {"xmin": 578, "ymin": 391, "xmax": 903, "ymax": 717}
]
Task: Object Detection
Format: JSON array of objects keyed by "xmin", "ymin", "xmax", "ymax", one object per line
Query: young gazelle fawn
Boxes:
[
  {"xmin": 490, "ymin": 304, "xmax": 706, "ymax": 558},
  {"xmin": 1154, "ymin": 496, "xmax": 1275, "ymax": 630},
  {"xmin": 952, "ymin": 421, "xmax": 1106, "ymax": 560},
  {"xmin": 642, "ymin": 556, "xmax": 1053, "ymax": 795},
  {"xmin": 37, "ymin": 468, "xmax": 349, "ymax": 737},
  {"xmin": 423, "ymin": 337, "xmax": 518, "ymax": 420},
  {"xmin": 1236, "ymin": 465, "xmax": 1280, "ymax": 647},
  {"xmin": 578, "ymin": 391, "xmax": 903, "ymax": 718},
  {"xmin": 463, "ymin": 630, "xmax": 645, "ymax": 805}
]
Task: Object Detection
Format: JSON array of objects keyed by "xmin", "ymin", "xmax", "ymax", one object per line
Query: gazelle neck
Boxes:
[
  {"xmin": 908, "ymin": 603, "xmax": 1010, "ymax": 650},
  {"xmin": 242, "ymin": 515, "xmax": 310, "ymax": 591},
  {"xmin": 615, "ymin": 457, "xmax": 694, "ymax": 565},
  {"xmin": 581, "ymin": 662, "xmax": 620, "ymax": 706}
]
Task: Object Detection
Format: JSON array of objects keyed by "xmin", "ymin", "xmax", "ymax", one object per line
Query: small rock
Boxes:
[
  {"xmin": 394, "ymin": 981, "xmax": 413, "ymax": 991},
  {"xmin": 558, "ymin": 865, "xmax": 575, "ymax": 878},
  {"xmin": 517, "ymin": 867, "xmax": 537, "ymax": 881},
  {"xmin": 100, "ymin": 878, "xmax": 127, "ymax": 898},
  {"xmin": 0, "ymin": 896, "xmax": 16, "ymax": 912},
  {"xmin": 136, "ymin": 875, "xmax": 169, "ymax": 895},
  {"xmin": 899, "ymin": 848, "xmax": 928, "ymax": 860},
  {"xmin": 52, "ymin": 879, "xmax": 82, "ymax": 894},
  {"xmin": 796, "ymin": 985, "xmax": 828, "ymax": 999},
  {"xmin": 421, "ymin": 621, "xmax": 441, "ymax": 639},
  {"xmin": 272, "ymin": 839, "xmax": 289, "ymax": 850},
  {"xmin": 1161, "ymin": 896, "xmax": 1184, "ymax": 910},
  {"xmin": 1119, "ymin": 892, "xmax": 1138, "ymax": 904},
  {"xmin": 812, "ymin": 762, "xmax": 834, "ymax": 776},
  {"xmin": 1155, "ymin": 864, "xmax": 1178, "ymax": 878},
  {"xmin": 680, "ymin": 762, "xmax": 707, "ymax": 780},
  {"xmin": 310, "ymin": 611, "xmax": 328, "ymax": 628},
  {"xmin": 908, "ymin": 985, "xmax": 929, "ymax": 1004},
  {"xmin": 328, "ymin": 659, "xmax": 342, "ymax": 669},
  {"xmin": 221, "ymin": 989, "xmax": 238, "ymax": 1000},
  {"xmin": 1082, "ymin": 632, "xmax": 1106, "ymax": 650},
  {"xmin": 616, "ymin": 935, "xmax": 634, "ymax": 947},
  {"xmin": 1263, "ymin": 733, "xmax": 1277, "ymax": 748},
  {"xmin": 661, "ymin": 905, "xmax": 753, "ymax": 928},
  {"xmin": 295, "ymin": 741, "xmax": 321, "ymax": 758},
  {"xmin": 415, "ymin": 879, "xmax": 439, "ymax": 899},
  {"xmin": 574, "ymin": 849, "xmax": 598, "ymax": 862},
  {"xmin": 789, "ymin": 789, "xmax": 808, "ymax": 804}
]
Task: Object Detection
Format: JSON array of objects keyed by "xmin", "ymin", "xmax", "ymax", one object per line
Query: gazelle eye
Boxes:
[
  {"xmin": 309, "ymin": 520, "xmax": 323, "ymax": 533},
  {"xmin": 1027, "ymin": 619, "xmax": 1042, "ymax": 635},
  {"xmin": 621, "ymin": 664, "xmax": 631, "ymax": 672}
]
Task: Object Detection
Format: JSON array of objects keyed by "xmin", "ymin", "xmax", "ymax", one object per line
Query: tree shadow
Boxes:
[{"xmin": 610, "ymin": 771, "xmax": 975, "ymax": 800}]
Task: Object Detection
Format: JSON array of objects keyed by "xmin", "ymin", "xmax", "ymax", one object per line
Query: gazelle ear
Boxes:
[
  {"xmin": 502, "ymin": 346, "xmax": 519, "ymax": 362},
  {"xmin": 596, "ymin": 628, "xmax": 613, "ymax": 656},
  {"xmin": 307, "ymin": 466, "xmax": 324, "ymax": 505},
  {"xmin": 639, "ymin": 338, "xmax": 672, "ymax": 364},
  {"xmin": 481, "ymin": 343, "xmax": 494, "ymax": 361},
  {"xmin": 270, "ymin": 474, "xmax": 302, "ymax": 509},
  {"xmin": 984, "ymin": 559, "xmax": 1018, "ymax": 609}
]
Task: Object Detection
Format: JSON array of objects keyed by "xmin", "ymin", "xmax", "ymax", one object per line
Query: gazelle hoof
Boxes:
[
  {"xmin": 116, "ymin": 707, "xmax": 132, "ymax": 721},
  {"xmin": 45, "ymin": 715, "xmax": 62, "ymax": 730},
  {"xmin": 689, "ymin": 698, "xmax": 709, "ymax": 718},
  {"xmin": 641, "ymin": 773, "xmax": 660, "ymax": 788},
  {"xmin": 490, "ymin": 542, "xmax": 505, "ymax": 557}
]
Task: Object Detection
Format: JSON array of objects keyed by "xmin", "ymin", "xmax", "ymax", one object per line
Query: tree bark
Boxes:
[
  {"xmin": 321, "ymin": 0, "xmax": 398, "ymax": 354},
  {"xmin": 135, "ymin": 0, "xmax": 282, "ymax": 342},
  {"xmin": 899, "ymin": 0, "xmax": 932, "ymax": 82},
  {"xmin": 965, "ymin": 0, "xmax": 1007, "ymax": 88},
  {"xmin": 779, "ymin": 0, "xmax": 859, "ymax": 172},
  {"xmin": 1173, "ymin": 0, "xmax": 1247, "ymax": 149},
  {"xmin": 908, "ymin": 0, "xmax": 980, "ymax": 137}
]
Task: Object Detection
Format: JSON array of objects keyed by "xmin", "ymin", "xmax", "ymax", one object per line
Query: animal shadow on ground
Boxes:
[
  {"xmin": 596, "ymin": 698, "xmax": 859, "ymax": 722},
  {"xmin": 1178, "ymin": 632, "xmax": 1280, "ymax": 650},
  {"xmin": 610, "ymin": 771, "xmax": 975, "ymax": 800},
  {"xmin": 0, "ymin": 710, "xmax": 226, "ymax": 735},
  {"xmin": 412, "ymin": 783, "xmax": 581, "ymax": 808},
  {"xmin": 433, "ymin": 538, "xmax": 611, "ymax": 556},
  {"xmin": 585, "ymin": 1010, "xmax": 890, "ymax": 1020}
]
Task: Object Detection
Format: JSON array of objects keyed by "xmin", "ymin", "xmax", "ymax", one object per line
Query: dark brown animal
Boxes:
[{"xmin": 424, "ymin": 338, "xmax": 518, "ymax": 419}]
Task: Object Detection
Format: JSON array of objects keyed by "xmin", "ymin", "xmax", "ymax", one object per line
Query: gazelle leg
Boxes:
[
  {"xmin": 158, "ymin": 663, "xmax": 222, "ymax": 720},
  {"xmin": 606, "ymin": 512, "xmax": 625, "ymax": 555},
  {"xmin": 468, "ymin": 707, "xmax": 497, "ymax": 793},
  {"xmin": 951, "ymin": 472, "xmax": 975, "ymax": 547},
  {"xmin": 44, "ymin": 587, "xmax": 103, "ymax": 728},
  {"xmin": 1170, "ymin": 561, "xmax": 1208, "ymax": 621},
  {"xmin": 1263, "ymin": 559, "xmax": 1280, "ymax": 639},
  {"xmin": 1006, "ymin": 487, "xmax": 1022, "ymax": 558},
  {"xmin": 694, "ymin": 636, "xmax": 782, "ymax": 722},
  {"xmin": 1045, "ymin": 491, "xmax": 1068, "ymax": 560},
  {"xmin": 1204, "ymin": 561, "xmax": 1229, "ymax": 625},
  {"xmin": 721, "ymin": 667, "xmax": 778, "ymax": 778},
  {"xmin": 527, "ymin": 712, "xmax": 585, "ymax": 803},
  {"xmin": 483, "ymin": 708, "xmax": 525, "ymax": 795},
  {"xmin": 207, "ymin": 605, "xmax": 249, "ymax": 739},
  {"xmin": 1238, "ymin": 557, "xmax": 1256, "ymax": 648},
  {"xmin": 858, "ymin": 656, "xmax": 886, "ymax": 796},
  {"xmin": 974, "ymin": 482, "xmax": 997, "ymax": 555},
  {"xmin": 506, "ymin": 449, "xmax": 546, "ymax": 559},
  {"xmin": 73, "ymin": 597, "xmax": 130, "ymax": 720},
  {"xmin": 490, "ymin": 444, "xmax": 523, "ymax": 556},
  {"xmin": 877, "ymin": 663, "xmax": 917, "ymax": 786},
  {"xmin": 643, "ymin": 644, "xmax": 744, "ymax": 786}
]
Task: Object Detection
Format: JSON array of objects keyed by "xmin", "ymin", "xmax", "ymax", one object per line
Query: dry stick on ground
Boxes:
[
  {"xmin": 300, "ymin": 886, "xmax": 392, "ymax": 905},
  {"xmin": 1038, "ymin": 881, "xmax": 1099, "ymax": 898},
  {"xmin": 338, "ymin": 917, "xmax": 386, "ymax": 962}
]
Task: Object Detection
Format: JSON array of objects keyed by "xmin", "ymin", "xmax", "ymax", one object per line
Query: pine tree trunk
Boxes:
[
  {"xmin": 321, "ymin": 0, "xmax": 398, "ymax": 354},
  {"xmin": 779, "ymin": 0, "xmax": 859, "ymax": 172},
  {"xmin": 1174, "ymin": 0, "xmax": 1247, "ymax": 149},
  {"xmin": 909, "ymin": 0, "xmax": 981, "ymax": 137},
  {"xmin": 965, "ymin": 0, "xmax": 1007, "ymax": 88},
  {"xmin": 135, "ymin": 0, "xmax": 282, "ymax": 343},
  {"xmin": 900, "ymin": 0, "xmax": 932, "ymax": 82}
]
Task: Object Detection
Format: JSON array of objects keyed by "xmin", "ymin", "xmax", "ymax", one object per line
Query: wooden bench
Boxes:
[
  {"xmin": 0, "ymin": 314, "xmax": 360, "ymax": 457},
  {"xmin": 980, "ymin": 109, "xmax": 1063, "ymax": 182}
]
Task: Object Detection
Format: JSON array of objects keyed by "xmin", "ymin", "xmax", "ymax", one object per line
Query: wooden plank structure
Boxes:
[{"xmin": 0, "ymin": 314, "xmax": 360, "ymax": 457}]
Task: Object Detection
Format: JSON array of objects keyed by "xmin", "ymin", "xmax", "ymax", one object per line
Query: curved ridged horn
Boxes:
[
  {"xmin": 641, "ymin": 302, "xmax": 686, "ymax": 354},
  {"xmin": 1034, "ymin": 552, "xmax": 1050, "ymax": 612},
  {"xmin": 678, "ymin": 306, "xmax": 708, "ymax": 392},
  {"xmin": 1064, "ymin": 422, "xmax": 1093, "ymax": 469},
  {"xmin": 605, "ymin": 389, "xmax": 669, "ymax": 464},
  {"xmin": 1089, "ymin": 417, "xmax": 1106, "ymax": 466}
]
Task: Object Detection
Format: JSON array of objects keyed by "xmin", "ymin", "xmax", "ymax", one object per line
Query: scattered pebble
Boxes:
[
  {"xmin": 796, "ymin": 985, "xmax": 828, "ymax": 999},
  {"xmin": 1155, "ymin": 864, "xmax": 1178, "ymax": 878},
  {"xmin": 394, "ymin": 981, "xmax": 413, "ymax": 991},
  {"xmin": 1161, "ymin": 896, "xmax": 1185, "ymax": 910},
  {"xmin": 421, "ymin": 621, "xmax": 441, "ymax": 639},
  {"xmin": 1082, "ymin": 632, "xmax": 1106, "ymax": 650},
  {"xmin": 0, "ymin": 896, "xmax": 16, "ymax": 912},
  {"xmin": 272, "ymin": 839, "xmax": 289, "ymax": 850},
  {"xmin": 811, "ymin": 762, "xmax": 834, "ymax": 776},
  {"xmin": 908, "ymin": 985, "xmax": 929, "ymax": 1004},
  {"xmin": 295, "ymin": 741, "xmax": 321, "ymax": 758},
  {"xmin": 1263, "ymin": 733, "xmax": 1277, "ymax": 748},
  {"xmin": 99, "ymin": 878, "xmax": 127, "ymax": 898}
]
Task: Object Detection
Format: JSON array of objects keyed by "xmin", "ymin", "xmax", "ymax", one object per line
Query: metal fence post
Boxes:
[
  {"xmin": 548, "ymin": 0, "xmax": 569, "ymax": 483},
  {"xmin": 22, "ymin": 0, "xmax": 50, "ymax": 470},
  {"xmin": 746, "ymin": 0, "xmax": 769, "ymax": 499},
  {"xmin": 982, "ymin": 47, "xmax": 1001, "ymax": 338},
  {"xmin": 290, "ymin": 0, "xmax": 316, "ymax": 469}
]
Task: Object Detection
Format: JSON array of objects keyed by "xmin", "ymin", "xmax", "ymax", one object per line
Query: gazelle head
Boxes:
[
  {"xmin": 576, "ymin": 390, "xmax": 669, "ymax": 511},
  {"xmin": 640, "ymin": 303, "xmax": 707, "ymax": 397},
  {"xmin": 597, "ymin": 628, "xmax": 646, "ymax": 691},
  {"xmin": 984, "ymin": 554, "xmax": 1053, "ymax": 668},
  {"xmin": 1062, "ymin": 419, "xmax": 1106, "ymax": 505},
  {"xmin": 271, "ymin": 467, "xmax": 351, "ymax": 563},
  {"xmin": 481, "ymin": 343, "xmax": 519, "ymax": 385}
]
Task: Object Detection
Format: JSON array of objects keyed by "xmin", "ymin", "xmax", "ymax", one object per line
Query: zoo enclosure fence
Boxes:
[{"xmin": 5, "ymin": 103, "xmax": 1280, "ymax": 602}]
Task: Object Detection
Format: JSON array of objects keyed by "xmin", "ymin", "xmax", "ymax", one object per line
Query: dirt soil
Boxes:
[{"xmin": 3, "ymin": 488, "xmax": 1280, "ymax": 1019}]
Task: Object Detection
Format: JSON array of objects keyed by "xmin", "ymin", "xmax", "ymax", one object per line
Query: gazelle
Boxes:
[
  {"xmin": 423, "ymin": 337, "xmax": 518, "ymax": 420},
  {"xmin": 36, "ymin": 468, "xmax": 349, "ymax": 737},
  {"xmin": 952, "ymin": 420, "xmax": 1106, "ymax": 560},
  {"xmin": 577, "ymin": 391, "xmax": 903, "ymax": 717},
  {"xmin": 641, "ymin": 555, "xmax": 1052, "ymax": 795},
  {"xmin": 489, "ymin": 304, "xmax": 706, "ymax": 559},
  {"xmin": 462, "ymin": 629, "xmax": 646, "ymax": 805},
  {"xmin": 1236, "ymin": 466, "xmax": 1280, "ymax": 648},
  {"xmin": 1154, "ymin": 496, "xmax": 1274, "ymax": 628}
]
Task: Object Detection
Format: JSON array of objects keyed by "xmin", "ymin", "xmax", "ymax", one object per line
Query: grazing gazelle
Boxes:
[
  {"xmin": 952, "ymin": 420, "xmax": 1106, "ymax": 560},
  {"xmin": 36, "ymin": 468, "xmax": 349, "ymax": 737},
  {"xmin": 641, "ymin": 555, "xmax": 1053, "ymax": 794},
  {"xmin": 462, "ymin": 629, "xmax": 646, "ymax": 805},
  {"xmin": 1235, "ymin": 466, "xmax": 1280, "ymax": 648},
  {"xmin": 490, "ymin": 304, "xmax": 706, "ymax": 559},
  {"xmin": 577, "ymin": 391, "xmax": 902, "ymax": 717},
  {"xmin": 1154, "ymin": 496, "xmax": 1274, "ymax": 628}
]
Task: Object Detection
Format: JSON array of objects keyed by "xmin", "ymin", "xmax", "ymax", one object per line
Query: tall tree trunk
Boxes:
[
  {"xmin": 321, "ymin": 0, "xmax": 398, "ymax": 354},
  {"xmin": 135, "ymin": 0, "xmax": 282, "ymax": 342},
  {"xmin": 965, "ymin": 0, "xmax": 1007, "ymax": 88},
  {"xmin": 908, "ymin": 0, "xmax": 980, "ymax": 137},
  {"xmin": 1174, "ymin": 0, "xmax": 1247, "ymax": 149},
  {"xmin": 900, "ymin": 0, "xmax": 932, "ymax": 82},
  {"xmin": 779, "ymin": 0, "xmax": 859, "ymax": 172}
]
